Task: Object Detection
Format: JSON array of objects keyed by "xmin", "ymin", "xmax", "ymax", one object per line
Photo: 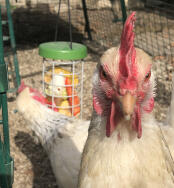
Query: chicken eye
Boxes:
[
  {"xmin": 144, "ymin": 71, "xmax": 151, "ymax": 82},
  {"xmin": 100, "ymin": 67, "xmax": 108, "ymax": 80}
]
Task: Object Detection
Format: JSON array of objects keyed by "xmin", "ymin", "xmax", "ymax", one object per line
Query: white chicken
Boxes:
[
  {"xmin": 17, "ymin": 12, "xmax": 174, "ymax": 188},
  {"xmin": 78, "ymin": 12, "xmax": 174, "ymax": 188},
  {"xmin": 16, "ymin": 86, "xmax": 89, "ymax": 188}
]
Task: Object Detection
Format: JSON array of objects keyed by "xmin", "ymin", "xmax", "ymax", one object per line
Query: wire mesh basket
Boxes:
[{"xmin": 39, "ymin": 41, "xmax": 87, "ymax": 118}]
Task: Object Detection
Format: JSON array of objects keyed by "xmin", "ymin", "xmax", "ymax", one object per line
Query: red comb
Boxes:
[
  {"xmin": 18, "ymin": 80, "xmax": 46, "ymax": 105},
  {"xmin": 18, "ymin": 80, "xmax": 27, "ymax": 93},
  {"xmin": 119, "ymin": 12, "xmax": 136, "ymax": 78}
]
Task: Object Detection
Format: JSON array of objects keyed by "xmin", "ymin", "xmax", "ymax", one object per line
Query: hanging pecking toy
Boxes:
[
  {"xmin": 39, "ymin": 0, "xmax": 87, "ymax": 118},
  {"xmin": 39, "ymin": 41, "xmax": 87, "ymax": 117}
]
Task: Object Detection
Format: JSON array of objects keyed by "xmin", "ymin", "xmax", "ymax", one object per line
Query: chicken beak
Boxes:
[{"xmin": 121, "ymin": 92, "xmax": 136, "ymax": 120}]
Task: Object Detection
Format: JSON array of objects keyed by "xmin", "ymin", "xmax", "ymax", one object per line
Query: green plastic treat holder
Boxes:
[{"xmin": 39, "ymin": 41, "xmax": 87, "ymax": 60}]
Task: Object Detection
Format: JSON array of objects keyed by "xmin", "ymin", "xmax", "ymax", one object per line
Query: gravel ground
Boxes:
[{"xmin": 4, "ymin": 44, "xmax": 172, "ymax": 188}]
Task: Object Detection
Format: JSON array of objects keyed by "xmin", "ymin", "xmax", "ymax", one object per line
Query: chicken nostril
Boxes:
[
  {"xmin": 118, "ymin": 88, "xmax": 126, "ymax": 96},
  {"xmin": 117, "ymin": 89, "xmax": 121, "ymax": 96}
]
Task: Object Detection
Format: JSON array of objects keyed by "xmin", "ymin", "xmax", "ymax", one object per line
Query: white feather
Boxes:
[
  {"xmin": 16, "ymin": 87, "xmax": 90, "ymax": 188},
  {"xmin": 78, "ymin": 48, "xmax": 174, "ymax": 188}
]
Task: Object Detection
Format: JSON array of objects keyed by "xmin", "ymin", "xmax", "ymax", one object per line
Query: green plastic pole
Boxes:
[{"xmin": 5, "ymin": 0, "xmax": 21, "ymax": 88}]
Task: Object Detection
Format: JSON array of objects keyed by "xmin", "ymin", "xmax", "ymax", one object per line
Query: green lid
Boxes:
[{"xmin": 39, "ymin": 41, "xmax": 87, "ymax": 60}]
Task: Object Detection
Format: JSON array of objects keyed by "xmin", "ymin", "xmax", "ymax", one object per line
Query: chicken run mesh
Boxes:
[
  {"xmin": 60, "ymin": 0, "xmax": 174, "ymax": 119},
  {"xmin": 11, "ymin": 1, "xmax": 174, "ymax": 60},
  {"xmin": 9, "ymin": 0, "xmax": 174, "ymax": 118}
]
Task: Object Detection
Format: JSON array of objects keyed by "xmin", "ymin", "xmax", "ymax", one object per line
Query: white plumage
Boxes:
[
  {"xmin": 78, "ymin": 112, "xmax": 174, "ymax": 188},
  {"xmin": 16, "ymin": 87, "xmax": 89, "ymax": 188},
  {"xmin": 78, "ymin": 12, "xmax": 174, "ymax": 188},
  {"xmin": 17, "ymin": 11, "xmax": 174, "ymax": 188}
]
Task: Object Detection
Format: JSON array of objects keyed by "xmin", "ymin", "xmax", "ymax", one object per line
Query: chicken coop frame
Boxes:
[
  {"xmin": 2, "ymin": 0, "xmax": 20, "ymax": 93},
  {"xmin": 0, "ymin": 5, "xmax": 14, "ymax": 188}
]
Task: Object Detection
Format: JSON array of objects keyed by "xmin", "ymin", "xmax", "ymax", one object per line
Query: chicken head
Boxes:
[{"xmin": 93, "ymin": 12, "xmax": 155, "ymax": 138}]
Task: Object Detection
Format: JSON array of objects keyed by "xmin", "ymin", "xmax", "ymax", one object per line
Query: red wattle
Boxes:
[
  {"xmin": 136, "ymin": 105, "xmax": 142, "ymax": 138},
  {"xmin": 133, "ymin": 104, "xmax": 142, "ymax": 138},
  {"xmin": 106, "ymin": 101, "xmax": 121, "ymax": 137},
  {"xmin": 30, "ymin": 88, "xmax": 46, "ymax": 105},
  {"xmin": 32, "ymin": 95, "xmax": 45, "ymax": 104},
  {"xmin": 143, "ymin": 97, "xmax": 154, "ymax": 113},
  {"xmin": 93, "ymin": 96, "xmax": 103, "ymax": 115},
  {"xmin": 18, "ymin": 81, "xmax": 26, "ymax": 93}
]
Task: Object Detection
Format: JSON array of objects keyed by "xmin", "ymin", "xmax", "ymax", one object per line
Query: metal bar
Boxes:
[
  {"xmin": 0, "ymin": 6, "xmax": 4, "ymax": 65},
  {"xmin": 5, "ymin": 0, "xmax": 21, "ymax": 88},
  {"xmin": 0, "ymin": 5, "xmax": 13, "ymax": 187},
  {"xmin": 1, "ymin": 93, "xmax": 10, "ymax": 162},
  {"xmin": 44, "ymin": 82, "xmax": 81, "ymax": 88},
  {"xmin": 0, "ymin": 136, "xmax": 9, "ymax": 187},
  {"xmin": 67, "ymin": 0, "xmax": 72, "ymax": 49},
  {"xmin": 80, "ymin": 60, "xmax": 84, "ymax": 119},
  {"xmin": 81, "ymin": 0, "xmax": 92, "ymax": 40},
  {"xmin": 46, "ymin": 103, "xmax": 80, "ymax": 109},
  {"xmin": 45, "ymin": 93, "xmax": 79, "ymax": 98},
  {"xmin": 120, "ymin": 0, "xmax": 127, "ymax": 24},
  {"xmin": 72, "ymin": 61, "xmax": 75, "ymax": 116},
  {"xmin": 46, "ymin": 60, "xmax": 82, "ymax": 65},
  {"xmin": 45, "ymin": 71, "xmax": 82, "ymax": 76},
  {"xmin": 42, "ymin": 59, "xmax": 45, "ymax": 96},
  {"xmin": 54, "ymin": 0, "xmax": 61, "ymax": 41},
  {"xmin": 52, "ymin": 60, "xmax": 55, "ymax": 110}
]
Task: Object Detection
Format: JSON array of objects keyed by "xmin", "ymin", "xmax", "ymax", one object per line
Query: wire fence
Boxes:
[
  {"xmin": 6, "ymin": 0, "xmax": 174, "ymax": 117},
  {"xmin": 4, "ymin": 1, "xmax": 173, "ymax": 57},
  {"xmin": 47, "ymin": 0, "xmax": 174, "ymax": 62}
]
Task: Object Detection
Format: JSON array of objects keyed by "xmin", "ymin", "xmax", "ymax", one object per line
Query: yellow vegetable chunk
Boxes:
[{"xmin": 58, "ymin": 100, "xmax": 72, "ymax": 117}]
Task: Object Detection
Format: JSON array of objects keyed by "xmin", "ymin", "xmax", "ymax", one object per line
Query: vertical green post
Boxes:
[
  {"xmin": 1, "ymin": 94, "xmax": 10, "ymax": 161},
  {"xmin": 5, "ymin": 0, "xmax": 21, "ymax": 88},
  {"xmin": 0, "ymin": 137, "xmax": 9, "ymax": 187},
  {"xmin": 0, "ymin": 5, "xmax": 13, "ymax": 188},
  {"xmin": 120, "ymin": 0, "xmax": 127, "ymax": 24}
]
